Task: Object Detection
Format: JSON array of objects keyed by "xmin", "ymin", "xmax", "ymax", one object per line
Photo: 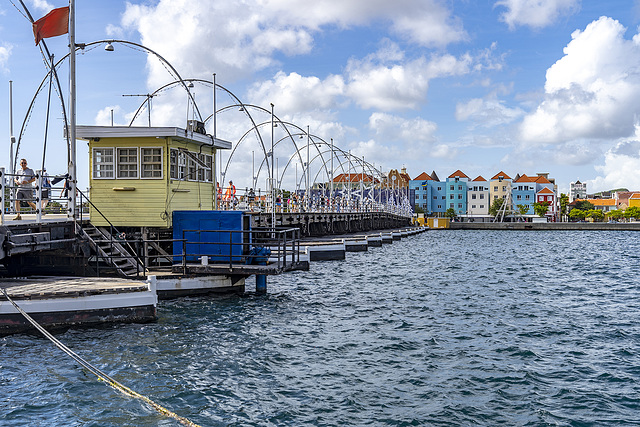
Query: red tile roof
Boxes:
[
  {"xmin": 413, "ymin": 172, "xmax": 432, "ymax": 181},
  {"xmin": 333, "ymin": 173, "xmax": 377, "ymax": 183},
  {"xmin": 491, "ymin": 171, "xmax": 511, "ymax": 180},
  {"xmin": 448, "ymin": 170, "xmax": 469, "ymax": 179},
  {"xmin": 472, "ymin": 175, "xmax": 487, "ymax": 182},
  {"xmin": 537, "ymin": 187, "xmax": 554, "ymax": 194}
]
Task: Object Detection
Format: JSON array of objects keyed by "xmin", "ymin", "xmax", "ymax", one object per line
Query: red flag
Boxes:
[{"xmin": 32, "ymin": 6, "xmax": 70, "ymax": 45}]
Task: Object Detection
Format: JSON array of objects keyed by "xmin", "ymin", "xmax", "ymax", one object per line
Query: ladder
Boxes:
[{"xmin": 77, "ymin": 223, "xmax": 143, "ymax": 277}]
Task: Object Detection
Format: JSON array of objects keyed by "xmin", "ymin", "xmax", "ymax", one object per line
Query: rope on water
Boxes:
[{"xmin": 0, "ymin": 288, "xmax": 200, "ymax": 427}]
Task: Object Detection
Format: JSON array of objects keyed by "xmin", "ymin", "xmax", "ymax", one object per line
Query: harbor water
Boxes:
[{"xmin": 2, "ymin": 230, "xmax": 640, "ymax": 426}]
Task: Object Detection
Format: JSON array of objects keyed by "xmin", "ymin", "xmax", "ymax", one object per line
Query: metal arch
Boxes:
[
  {"xmin": 13, "ymin": 0, "xmax": 69, "ymax": 173},
  {"xmin": 214, "ymin": 105, "xmax": 308, "ymax": 189},
  {"xmin": 14, "ymin": 39, "xmax": 200, "ymax": 172}
]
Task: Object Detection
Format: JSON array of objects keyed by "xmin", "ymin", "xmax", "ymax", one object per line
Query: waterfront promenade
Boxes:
[{"xmin": 450, "ymin": 221, "xmax": 640, "ymax": 231}]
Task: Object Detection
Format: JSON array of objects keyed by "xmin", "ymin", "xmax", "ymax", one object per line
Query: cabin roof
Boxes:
[{"xmin": 76, "ymin": 125, "xmax": 232, "ymax": 149}]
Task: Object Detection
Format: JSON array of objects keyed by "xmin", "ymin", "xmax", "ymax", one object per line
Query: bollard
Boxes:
[{"xmin": 247, "ymin": 246, "xmax": 271, "ymax": 294}]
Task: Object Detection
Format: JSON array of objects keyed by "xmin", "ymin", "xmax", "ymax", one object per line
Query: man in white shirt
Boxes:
[{"xmin": 14, "ymin": 158, "xmax": 37, "ymax": 220}]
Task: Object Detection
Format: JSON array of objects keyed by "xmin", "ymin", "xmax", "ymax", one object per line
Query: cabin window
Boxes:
[
  {"xmin": 92, "ymin": 147, "xmax": 114, "ymax": 179},
  {"xmin": 187, "ymin": 157, "xmax": 197, "ymax": 181},
  {"xmin": 170, "ymin": 149, "xmax": 187, "ymax": 180},
  {"xmin": 141, "ymin": 147, "xmax": 163, "ymax": 178},
  {"xmin": 117, "ymin": 148, "xmax": 138, "ymax": 178}
]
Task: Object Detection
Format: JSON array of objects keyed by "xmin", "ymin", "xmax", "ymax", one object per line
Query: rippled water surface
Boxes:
[{"xmin": 2, "ymin": 230, "xmax": 640, "ymax": 426}]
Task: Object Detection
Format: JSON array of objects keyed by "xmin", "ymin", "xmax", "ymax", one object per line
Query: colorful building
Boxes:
[
  {"xmin": 490, "ymin": 171, "xmax": 512, "ymax": 206},
  {"xmin": 467, "ymin": 176, "xmax": 490, "ymax": 219},
  {"xmin": 446, "ymin": 170, "xmax": 470, "ymax": 215},
  {"xmin": 428, "ymin": 171, "xmax": 447, "ymax": 216},
  {"xmin": 410, "ymin": 172, "xmax": 432, "ymax": 212}
]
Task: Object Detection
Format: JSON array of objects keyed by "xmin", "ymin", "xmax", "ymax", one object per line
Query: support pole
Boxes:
[{"xmin": 68, "ymin": 0, "xmax": 77, "ymax": 221}]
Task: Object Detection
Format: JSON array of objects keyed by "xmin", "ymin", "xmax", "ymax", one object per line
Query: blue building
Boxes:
[
  {"xmin": 512, "ymin": 174, "xmax": 536, "ymax": 215},
  {"xmin": 446, "ymin": 170, "xmax": 470, "ymax": 216},
  {"xmin": 428, "ymin": 171, "xmax": 447, "ymax": 216},
  {"xmin": 410, "ymin": 172, "xmax": 432, "ymax": 213}
]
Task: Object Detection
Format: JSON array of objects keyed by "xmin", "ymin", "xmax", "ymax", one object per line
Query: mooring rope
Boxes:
[{"xmin": 0, "ymin": 288, "xmax": 200, "ymax": 427}]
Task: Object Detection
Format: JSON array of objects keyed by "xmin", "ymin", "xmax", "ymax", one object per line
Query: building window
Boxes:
[
  {"xmin": 480, "ymin": 194, "xmax": 484, "ymax": 199},
  {"xmin": 494, "ymin": 186, "xmax": 498, "ymax": 191},
  {"xmin": 442, "ymin": 196, "xmax": 446, "ymax": 200},
  {"xmin": 450, "ymin": 194, "xmax": 454, "ymax": 199},
  {"xmin": 205, "ymin": 154, "xmax": 213, "ymax": 182},
  {"xmin": 480, "ymin": 205, "xmax": 484, "ymax": 208},
  {"xmin": 433, "ymin": 196, "xmax": 438, "ymax": 200},
  {"xmin": 458, "ymin": 185, "xmax": 463, "ymax": 191},
  {"xmin": 517, "ymin": 195, "xmax": 522, "ymax": 200},
  {"xmin": 458, "ymin": 203, "xmax": 462, "ymax": 208},
  {"xmin": 458, "ymin": 194, "xmax": 462, "ymax": 199},
  {"xmin": 502, "ymin": 186, "xmax": 507, "ymax": 191},
  {"xmin": 450, "ymin": 185, "xmax": 454, "ymax": 190},
  {"xmin": 141, "ymin": 147, "xmax": 163, "ymax": 178},
  {"xmin": 437, "ymin": 205, "xmax": 441, "ymax": 209},
  {"xmin": 170, "ymin": 149, "xmax": 187, "ymax": 180},
  {"xmin": 423, "ymin": 194, "xmax": 428, "ymax": 199},
  {"xmin": 92, "ymin": 147, "xmax": 114, "ymax": 179},
  {"xmin": 437, "ymin": 187, "xmax": 442, "ymax": 191},
  {"xmin": 472, "ymin": 194, "xmax": 477, "ymax": 199},
  {"xmin": 117, "ymin": 147, "xmax": 138, "ymax": 178},
  {"xmin": 472, "ymin": 205, "xmax": 476, "ymax": 209},
  {"xmin": 187, "ymin": 157, "xmax": 196, "ymax": 181},
  {"xmin": 525, "ymin": 195, "xmax": 530, "ymax": 200}
]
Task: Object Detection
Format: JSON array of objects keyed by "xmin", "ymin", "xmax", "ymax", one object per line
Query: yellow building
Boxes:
[
  {"xmin": 77, "ymin": 126, "xmax": 231, "ymax": 228},
  {"xmin": 629, "ymin": 193, "xmax": 640, "ymax": 208},
  {"xmin": 490, "ymin": 171, "xmax": 512, "ymax": 204}
]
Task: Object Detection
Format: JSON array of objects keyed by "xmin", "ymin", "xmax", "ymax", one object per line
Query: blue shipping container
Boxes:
[{"xmin": 172, "ymin": 210, "xmax": 249, "ymax": 263}]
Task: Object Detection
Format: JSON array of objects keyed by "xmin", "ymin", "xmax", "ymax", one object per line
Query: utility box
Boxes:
[{"xmin": 172, "ymin": 210, "xmax": 250, "ymax": 263}]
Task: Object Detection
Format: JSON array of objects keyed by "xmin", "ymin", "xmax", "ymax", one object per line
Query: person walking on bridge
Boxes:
[{"xmin": 13, "ymin": 158, "xmax": 37, "ymax": 220}]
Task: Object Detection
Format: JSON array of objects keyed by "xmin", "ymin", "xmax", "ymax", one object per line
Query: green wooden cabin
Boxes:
[{"xmin": 77, "ymin": 126, "xmax": 231, "ymax": 228}]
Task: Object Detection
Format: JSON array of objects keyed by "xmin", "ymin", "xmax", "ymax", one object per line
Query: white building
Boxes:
[{"xmin": 570, "ymin": 180, "xmax": 587, "ymax": 202}]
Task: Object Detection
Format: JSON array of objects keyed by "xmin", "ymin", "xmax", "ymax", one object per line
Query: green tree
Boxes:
[
  {"xmin": 533, "ymin": 201, "xmax": 550, "ymax": 217},
  {"xmin": 559, "ymin": 193, "xmax": 569, "ymax": 222},
  {"xmin": 586, "ymin": 209, "xmax": 604, "ymax": 222},
  {"xmin": 414, "ymin": 205, "xmax": 425, "ymax": 214},
  {"xmin": 569, "ymin": 208, "xmax": 585, "ymax": 221},
  {"xmin": 608, "ymin": 209, "xmax": 624, "ymax": 221},
  {"xmin": 624, "ymin": 206, "xmax": 640, "ymax": 220},
  {"xmin": 489, "ymin": 198, "xmax": 511, "ymax": 218},
  {"xmin": 445, "ymin": 208, "xmax": 457, "ymax": 220},
  {"xmin": 574, "ymin": 200, "xmax": 594, "ymax": 211},
  {"xmin": 516, "ymin": 204, "xmax": 529, "ymax": 218}
]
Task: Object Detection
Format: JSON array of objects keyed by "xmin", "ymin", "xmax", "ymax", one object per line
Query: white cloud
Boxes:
[
  {"xmin": 94, "ymin": 106, "xmax": 123, "ymax": 126},
  {"xmin": 590, "ymin": 128, "xmax": 640, "ymax": 191},
  {"xmin": 345, "ymin": 52, "xmax": 472, "ymax": 111},
  {"xmin": 264, "ymin": 0, "xmax": 467, "ymax": 48},
  {"xmin": 0, "ymin": 44, "xmax": 11, "ymax": 73},
  {"xmin": 520, "ymin": 17, "xmax": 640, "ymax": 144},
  {"xmin": 495, "ymin": 0, "xmax": 580, "ymax": 30},
  {"xmin": 247, "ymin": 71, "xmax": 345, "ymax": 116},
  {"xmin": 368, "ymin": 112, "xmax": 437, "ymax": 144},
  {"xmin": 121, "ymin": 0, "xmax": 467, "ymax": 91},
  {"xmin": 455, "ymin": 97, "xmax": 524, "ymax": 127},
  {"xmin": 30, "ymin": 0, "xmax": 54, "ymax": 13}
]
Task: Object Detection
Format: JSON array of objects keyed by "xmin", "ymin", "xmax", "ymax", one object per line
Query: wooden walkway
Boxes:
[{"xmin": 0, "ymin": 277, "xmax": 149, "ymax": 300}]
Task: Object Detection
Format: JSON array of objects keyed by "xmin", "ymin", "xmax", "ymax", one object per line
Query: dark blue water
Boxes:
[{"xmin": 2, "ymin": 230, "xmax": 640, "ymax": 426}]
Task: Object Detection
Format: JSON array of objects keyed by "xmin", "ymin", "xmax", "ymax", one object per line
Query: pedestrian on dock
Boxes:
[
  {"xmin": 40, "ymin": 168, "xmax": 51, "ymax": 211},
  {"xmin": 13, "ymin": 158, "xmax": 37, "ymax": 220}
]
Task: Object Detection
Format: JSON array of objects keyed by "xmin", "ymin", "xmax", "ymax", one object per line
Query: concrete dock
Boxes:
[{"xmin": 0, "ymin": 276, "xmax": 157, "ymax": 335}]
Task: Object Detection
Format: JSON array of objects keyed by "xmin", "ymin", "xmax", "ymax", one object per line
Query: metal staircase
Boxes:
[{"xmin": 76, "ymin": 223, "xmax": 143, "ymax": 277}]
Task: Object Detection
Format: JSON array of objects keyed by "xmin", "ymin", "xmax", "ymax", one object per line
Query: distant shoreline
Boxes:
[{"xmin": 449, "ymin": 222, "xmax": 640, "ymax": 231}]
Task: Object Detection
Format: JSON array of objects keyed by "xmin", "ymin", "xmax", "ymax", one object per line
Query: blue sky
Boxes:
[{"xmin": 2, "ymin": 0, "xmax": 640, "ymax": 194}]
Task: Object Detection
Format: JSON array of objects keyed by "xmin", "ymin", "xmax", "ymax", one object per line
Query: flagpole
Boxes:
[{"xmin": 68, "ymin": 0, "xmax": 77, "ymax": 220}]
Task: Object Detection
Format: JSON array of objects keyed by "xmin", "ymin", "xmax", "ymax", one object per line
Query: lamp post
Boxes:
[
  {"xmin": 306, "ymin": 125, "xmax": 310, "ymax": 212},
  {"xmin": 270, "ymin": 103, "xmax": 275, "ymax": 230}
]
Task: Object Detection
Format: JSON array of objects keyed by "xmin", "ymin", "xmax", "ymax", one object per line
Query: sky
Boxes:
[{"xmin": 2, "ymin": 0, "xmax": 640, "ymax": 195}]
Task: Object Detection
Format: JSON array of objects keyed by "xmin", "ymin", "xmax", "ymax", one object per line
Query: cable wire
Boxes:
[{"xmin": 0, "ymin": 288, "xmax": 201, "ymax": 427}]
